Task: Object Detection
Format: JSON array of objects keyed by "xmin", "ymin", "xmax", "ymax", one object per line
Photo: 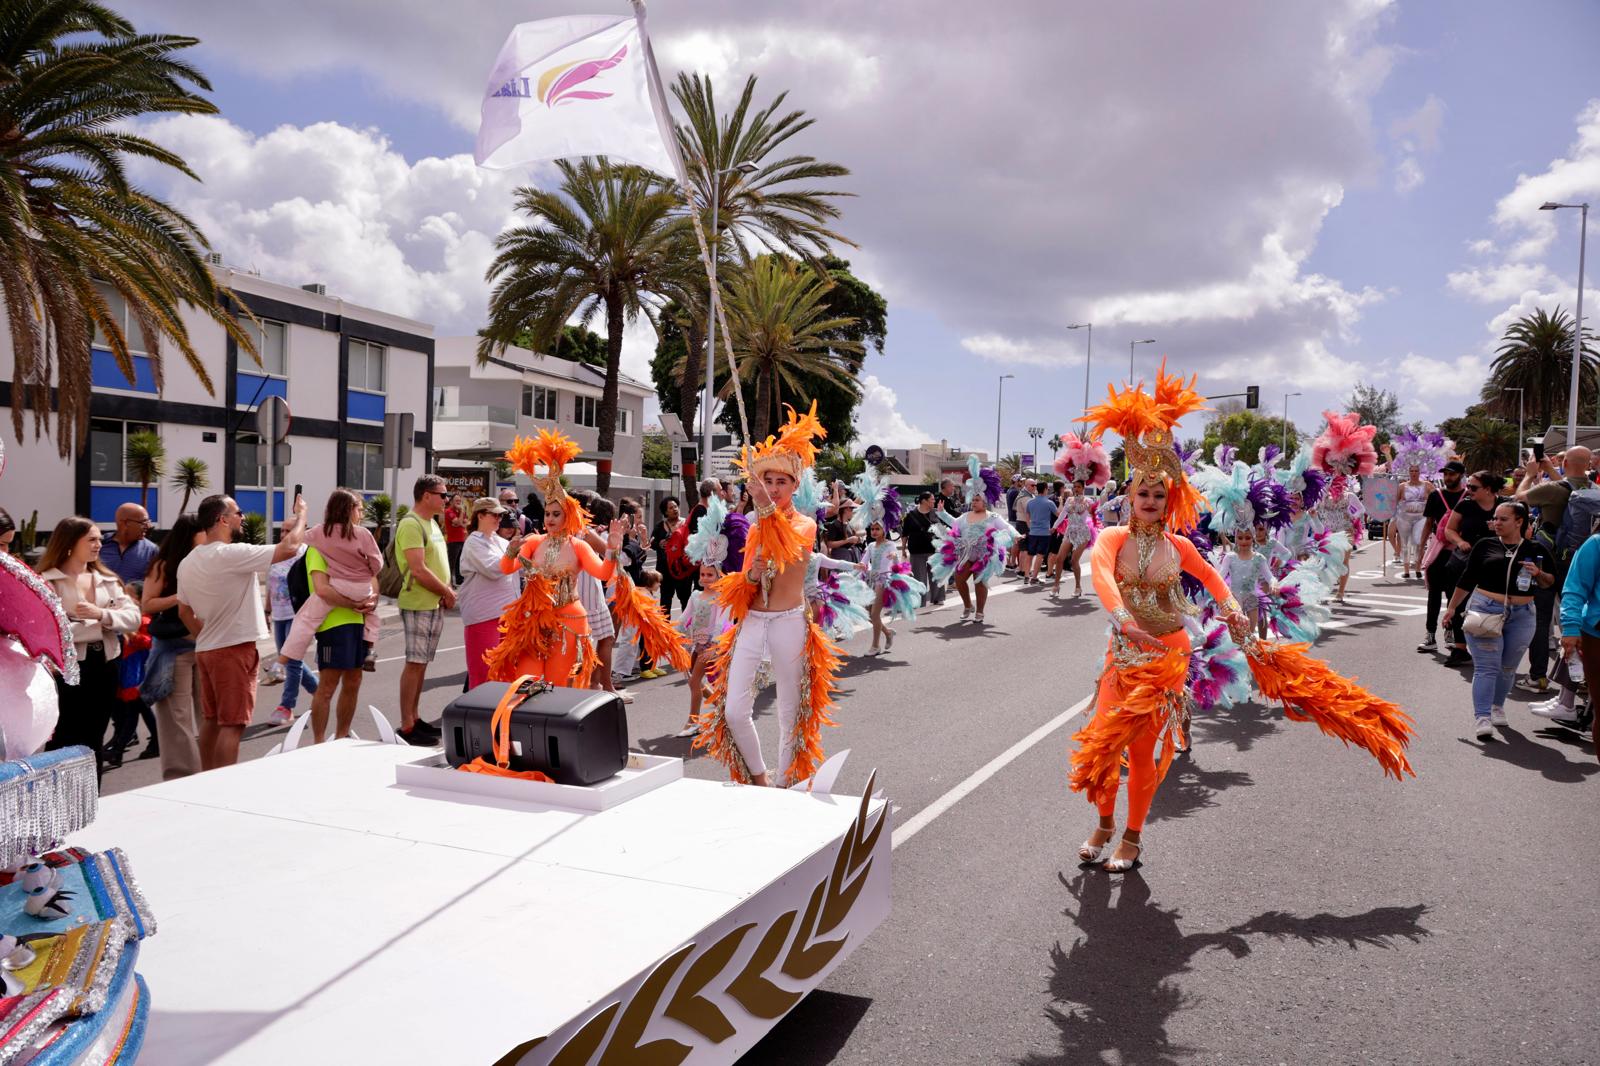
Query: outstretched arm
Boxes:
[{"xmin": 572, "ymin": 537, "xmax": 618, "ymax": 581}]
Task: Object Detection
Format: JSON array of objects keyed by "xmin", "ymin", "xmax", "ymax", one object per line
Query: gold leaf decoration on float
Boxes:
[{"xmin": 503, "ymin": 771, "xmax": 887, "ymax": 1064}]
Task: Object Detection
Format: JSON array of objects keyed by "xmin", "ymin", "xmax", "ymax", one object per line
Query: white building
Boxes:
[
  {"xmin": 432, "ymin": 337, "xmax": 661, "ymax": 498},
  {"xmin": 0, "ymin": 267, "xmax": 433, "ymax": 529}
]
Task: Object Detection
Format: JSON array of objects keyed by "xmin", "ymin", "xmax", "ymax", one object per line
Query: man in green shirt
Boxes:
[{"xmin": 395, "ymin": 474, "xmax": 455, "ymax": 744}]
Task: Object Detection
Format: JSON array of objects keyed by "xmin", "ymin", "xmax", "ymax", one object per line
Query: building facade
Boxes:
[
  {"xmin": 0, "ymin": 267, "xmax": 433, "ymax": 530},
  {"xmin": 883, "ymin": 440, "xmax": 992, "ymax": 490}
]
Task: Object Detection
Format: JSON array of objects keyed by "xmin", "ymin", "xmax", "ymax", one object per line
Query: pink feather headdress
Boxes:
[
  {"xmin": 1052, "ymin": 431, "xmax": 1111, "ymax": 487},
  {"xmin": 1311, "ymin": 411, "xmax": 1378, "ymax": 476}
]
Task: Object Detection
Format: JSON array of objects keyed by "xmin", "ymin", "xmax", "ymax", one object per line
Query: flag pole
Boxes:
[{"xmin": 629, "ymin": 0, "xmax": 764, "ymax": 502}]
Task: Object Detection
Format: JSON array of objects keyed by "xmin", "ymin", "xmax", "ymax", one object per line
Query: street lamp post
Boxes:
[
  {"xmin": 1027, "ymin": 426, "xmax": 1045, "ymax": 474},
  {"xmin": 995, "ymin": 374, "xmax": 1015, "ymax": 466},
  {"xmin": 702, "ymin": 160, "xmax": 759, "ymax": 483},
  {"xmin": 1282, "ymin": 391, "xmax": 1302, "ymax": 458},
  {"xmin": 1129, "ymin": 338, "xmax": 1155, "ymax": 381},
  {"xmin": 1540, "ymin": 201, "xmax": 1589, "ymax": 449},
  {"xmin": 1068, "ymin": 323, "xmax": 1092, "ymax": 430}
]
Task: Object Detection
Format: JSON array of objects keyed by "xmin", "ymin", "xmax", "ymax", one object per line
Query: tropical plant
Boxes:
[
  {"xmin": 238, "ymin": 512, "xmax": 266, "ymax": 546},
  {"xmin": 366, "ymin": 494, "xmax": 393, "ymax": 529},
  {"xmin": 12, "ymin": 509, "xmax": 38, "ymax": 556},
  {"xmin": 1200, "ymin": 411, "xmax": 1299, "ymax": 465},
  {"xmin": 0, "ymin": 0, "xmax": 257, "ymax": 455},
  {"xmin": 1343, "ymin": 382, "xmax": 1403, "ymax": 448},
  {"xmin": 719, "ymin": 256, "xmax": 861, "ymax": 442},
  {"xmin": 1047, "ymin": 434, "xmax": 1064, "ymax": 467},
  {"xmin": 170, "ymin": 456, "xmax": 208, "ymax": 514},
  {"xmin": 813, "ymin": 444, "xmax": 864, "ymax": 486},
  {"xmin": 995, "ymin": 453, "xmax": 1025, "ymax": 482},
  {"xmin": 641, "ymin": 431, "xmax": 672, "ymax": 480},
  {"xmin": 480, "ymin": 157, "xmax": 689, "ymax": 495},
  {"xmin": 1449, "ymin": 415, "xmax": 1519, "ymax": 473},
  {"xmin": 125, "ymin": 430, "xmax": 165, "ymax": 510},
  {"xmin": 1481, "ymin": 307, "xmax": 1600, "ymax": 429}
]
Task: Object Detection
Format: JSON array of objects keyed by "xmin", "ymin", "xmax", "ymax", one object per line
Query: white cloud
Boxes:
[
  {"xmin": 1394, "ymin": 156, "xmax": 1425, "ymax": 193},
  {"xmin": 1389, "ymin": 94, "xmax": 1444, "ymax": 194},
  {"xmin": 960, "ymin": 334, "xmax": 1084, "ymax": 367},
  {"xmin": 851, "ymin": 375, "xmax": 926, "ymax": 449},
  {"xmin": 1395, "ymin": 352, "xmax": 1490, "ymax": 399},
  {"xmin": 1466, "ymin": 238, "xmax": 1496, "ymax": 255},
  {"xmin": 1445, "ymin": 262, "xmax": 1557, "ymax": 303}
]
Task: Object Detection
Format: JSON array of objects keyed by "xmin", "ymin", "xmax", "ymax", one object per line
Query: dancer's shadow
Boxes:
[
  {"xmin": 835, "ymin": 652, "xmax": 900, "ymax": 681},
  {"xmin": 923, "ymin": 622, "xmax": 1010, "ymax": 642},
  {"xmin": 1459, "ymin": 728, "xmax": 1599, "ymax": 783},
  {"xmin": 1019, "ymin": 871, "xmax": 1430, "ymax": 1066},
  {"xmin": 1145, "ymin": 757, "xmax": 1253, "ymax": 823},
  {"xmin": 1037, "ymin": 597, "xmax": 1100, "ymax": 619},
  {"xmin": 1191, "ymin": 706, "xmax": 1283, "ymax": 753}
]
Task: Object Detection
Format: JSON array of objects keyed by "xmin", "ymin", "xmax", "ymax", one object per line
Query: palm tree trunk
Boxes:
[
  {"xmin": 179, "ymin": 487, "xmax": 192, "ymax": 513},
  {"xmin": 139, "ymin": 479, "xmax": 150, "ymax": 510},
  {"xmin": 771, "ymin": 364, "xmax": 783, "ymax": 436},
  {"xmin": 597, "ymin": 293, "xmax": 624, "ymax": 497},
  {"xmin": 678, "ymin": 317, "xmax": 706, "ymax": 443},
  {"xmin": 753, "ymin": 361, "xmax": 772, "ymax": 443}
]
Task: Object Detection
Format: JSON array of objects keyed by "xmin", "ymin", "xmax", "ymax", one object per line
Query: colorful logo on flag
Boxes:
[{"xmin": 489, "ymin": 45, "xmax": 629, "ymax": 106}]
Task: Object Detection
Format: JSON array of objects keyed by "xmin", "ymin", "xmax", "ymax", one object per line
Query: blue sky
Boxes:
[{"xmin": 122, "ymin": 0, "xmax": 1600, "ymax": 457}]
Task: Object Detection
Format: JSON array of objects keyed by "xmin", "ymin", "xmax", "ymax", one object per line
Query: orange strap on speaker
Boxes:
[{"xmin": 457, "ymin": 674, "xmax": 554, "ymax": 782}]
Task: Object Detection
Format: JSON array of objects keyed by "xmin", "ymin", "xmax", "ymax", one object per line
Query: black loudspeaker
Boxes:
[{"xmin": 441, "ymin": 681, "xmax": 629, "ymax": 786}]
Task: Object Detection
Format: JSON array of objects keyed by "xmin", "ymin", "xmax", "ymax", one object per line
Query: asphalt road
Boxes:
[{"xmin": 101, "ymin": 546, "xmax": 1599, "ymax": 1064}]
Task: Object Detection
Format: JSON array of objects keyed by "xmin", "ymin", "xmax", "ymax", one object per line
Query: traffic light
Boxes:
[{"xmin": 1246, "ymin": 385, "xmax": 1260, "ymax": 410}]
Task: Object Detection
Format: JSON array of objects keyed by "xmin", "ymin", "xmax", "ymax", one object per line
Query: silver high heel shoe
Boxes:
[
  {"xmin": 1102, "ymin": 836, "xmax": 1144, "ymax": 872},
  {"xmin": 1078, "ymin": 827, "xmax": 1115, "ymax": 864}
]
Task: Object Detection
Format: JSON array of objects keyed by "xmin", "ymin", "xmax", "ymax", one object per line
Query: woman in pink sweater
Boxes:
[{"xmin": 277, "ymin": 489, "xmax": 382, "ymax": 669}]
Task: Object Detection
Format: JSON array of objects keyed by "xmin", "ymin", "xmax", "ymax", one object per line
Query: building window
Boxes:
[
  {"xmin": 238, "ymin": 316, "xmax": 287, "ymax": 376},
  {"xmin": 573, "ymin": 394, "xmax": 598, "ymax": 428},
  {"xmin": 434, "ymin": 385, "xmax": 459, "ymax": 417},
  {"xmin": 88, "ymin": 418, "xmax": 159, "ymax": 484},
  {"xmin": 345, "ymin": 441, "xmax": 385, "ymax": 492},
  {"xmin": 90, "ymin": 282, "xmax": 149, "ymax": 355},
  {"xmin": 522, "ymin": 384, "xmax": 557, "ymax": 421},
  {"xmin": 615, "ymin": 408, "xmax": 632, "ymax": 436},
  {"xmin": 234, "ymin": 432, "xmax": 286, "ymax": 490},
  {"xmin": 349, "ymin": 339, "xmax": 386, "ymax": 393}
]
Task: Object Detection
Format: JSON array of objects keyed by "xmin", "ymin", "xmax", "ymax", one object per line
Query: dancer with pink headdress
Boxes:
[
  {"xmin": 1312, "ymin": 411, "xmax": 1379, "ymax": 602},
  {"xmin": 1049, "ymin": 432, "xmax": 1110, "ymax": 598}
]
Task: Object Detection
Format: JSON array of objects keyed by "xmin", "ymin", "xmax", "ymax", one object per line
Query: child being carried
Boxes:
[{"xmin": 278, "ymin": 490, "xmax": 383, "ymax": 672}]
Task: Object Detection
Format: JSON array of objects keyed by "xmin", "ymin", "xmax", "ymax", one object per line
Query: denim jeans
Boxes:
[
  {"xmin": 1462, "ymin": 594, "xmax": 1535, "ymax": 720},
  {"xmin": 273, "ymin": 618, "xmax": 319, "ymax": 710}
]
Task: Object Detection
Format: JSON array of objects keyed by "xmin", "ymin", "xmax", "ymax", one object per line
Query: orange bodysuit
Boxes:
[
  {"xmin": 484, "ymin": 533, "xmax": 616, "ymax": 687},
  {"xmin": 1073, "ymin": 525, "xmax": 1237, "ymax": 832}
]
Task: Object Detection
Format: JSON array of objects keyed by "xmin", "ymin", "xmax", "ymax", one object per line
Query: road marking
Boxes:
[
  {"xmin": 375, "ymin": 644, "xmax": 465, "ymax": 665},
  {"xmin": 892, "ymin": 694, "xmax": 1094, "ymax": 851}
]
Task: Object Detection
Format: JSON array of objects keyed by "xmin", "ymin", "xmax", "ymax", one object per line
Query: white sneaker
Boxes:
[
  {"xmin": 1474, "ymin": 717, "xmax": 1494, "ymax": 739},
  {"xmin": 1489, "ymin": 705, "xmax": 1507, "ymax": 726},
  {"xmin": 1529, "ymin": 699, "xmax": 1580, "ymax": 723}
]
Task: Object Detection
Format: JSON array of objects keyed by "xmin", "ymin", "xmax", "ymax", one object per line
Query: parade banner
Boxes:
[
  {"xmin": 1362, "ymin": 474, "xmax": 1401, "ymax": 522},
  {"xmin": 474, "ymin": 14, "xmax": 678, "ymax": 177}
]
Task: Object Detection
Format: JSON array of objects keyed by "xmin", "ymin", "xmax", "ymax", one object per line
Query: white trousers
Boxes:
[
  {"xmin": 723, "ymin": 605, "xmax": 807, "ymax": 783},
  {"xmin": 1395, "ymin": 511, "xmax": 1426, "ymax": 552}
]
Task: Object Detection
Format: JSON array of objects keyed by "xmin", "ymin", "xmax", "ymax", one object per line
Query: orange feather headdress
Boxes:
[
  {"xmin": 504, "ymin": 428, "xmax": 589, "ymax": 539},
  {"xmin": 1084, "ymin": 361, "xmax": 1207, "ymax": 531},
  {"xmin": 740, "ymin": 401, "xmax": 826, "ymax": 483}
]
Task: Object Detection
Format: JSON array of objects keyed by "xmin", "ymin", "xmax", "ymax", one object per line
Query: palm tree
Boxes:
[
  {"xmin": 170, "ymin": 456, "xmax": 208, "ymax": 514},
  {"xmin": 1047, "ymin": 434, "xmax": 1064, "ymax": 469},
  {"xmin": 1451, "ymin": 416, "xmax": 1519, "ymax": 473},
  {"xmin": 1482, "ymin": 307, "xmax": 1599, "ymax": 429},
  {"xmin": 125, "ymin": 430, "xmax": 165, "ymax": 510},
  {"xmin": 665, "ymin": 73, "xmax": 854, "ymax": 438},
  {"xmin": 0, "ymin": 0, "xmax": 257, "ymax": 455},
  {"xmin": 480, "ymin": 158, "xmax": 690, "ymax": 495},
  {"xmin": 719, "ymin": 257, "xmax": 860, "ymax": 442},
  {"xmin": 995, "ymin": 453, "xmax": 1026, "ymax": 482}
]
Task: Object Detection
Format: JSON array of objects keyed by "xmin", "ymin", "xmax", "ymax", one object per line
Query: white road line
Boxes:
[
  {"xmin": 375, "ymin": 644, "xmax": 465, "ymax": 665},
  {"xmin": 892, "ymin": 694, "xmax": 1094, "ymax": 851}
]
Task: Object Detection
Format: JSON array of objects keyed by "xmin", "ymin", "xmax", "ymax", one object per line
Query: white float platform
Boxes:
[{"xmin": 71, "ymin": 740, "xmax": 892, "ymax": 1065}]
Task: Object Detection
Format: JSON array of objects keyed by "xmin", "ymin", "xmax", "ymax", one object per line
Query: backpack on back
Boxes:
[
  {"xmin": 664, "ymin": 521, "xmax": 696, "ymax": 581},
  {"xmin": 1556, "ymin": 485, "xmax": 1600, "ymax": 558},
  {"xmin": 377, "ymin": 513, "xmax": 424, "ymax": 598},
  {"xmin": 287, "ymin": 552, "xmax": 313, "ymax": 612}
]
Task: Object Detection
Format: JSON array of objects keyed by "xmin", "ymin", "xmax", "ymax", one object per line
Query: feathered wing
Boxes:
[{"xmin": 1312, "ymin": 411, "xmax": 1378, "ymax": 476}]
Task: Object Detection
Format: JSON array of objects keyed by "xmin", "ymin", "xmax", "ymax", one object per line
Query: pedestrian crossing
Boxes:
[{"xmin": 1324, "ymin": 586, "xmax": 1427, "ymax": 628}]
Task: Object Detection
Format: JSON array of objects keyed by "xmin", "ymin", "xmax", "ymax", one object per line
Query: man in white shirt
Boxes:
[{"xmin": 178, "ymin": 493, "xmax": 306, "ymax": 770}]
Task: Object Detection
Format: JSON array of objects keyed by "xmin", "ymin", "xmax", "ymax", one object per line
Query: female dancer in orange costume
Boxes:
[
  {"xmin": 1071, "ymin": 366, "xmax": 1416, "ymax": 873},
  {"xmin": 484, "ymin": 430, "xmax": 627, "ymax": 687}
]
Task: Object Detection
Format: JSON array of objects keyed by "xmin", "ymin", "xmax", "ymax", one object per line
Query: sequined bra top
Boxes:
[
  {"xmin": 529, "ymin": 537, "xmax": 579, "ymax": 608},
  {"xmin": 1114, "ymin": 547, "xmax": 1199, "ymax": 637}
]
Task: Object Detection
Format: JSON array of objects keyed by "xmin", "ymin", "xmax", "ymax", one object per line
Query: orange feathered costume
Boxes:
[{"xmin": 1069, "ymin": 365, "xmax": 1414, "ymax": 832}]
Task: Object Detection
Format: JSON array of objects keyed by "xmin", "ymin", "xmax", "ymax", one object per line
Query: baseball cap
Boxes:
[
  {"xmin": 1442, "ymin": 460, "xmax": 1465, "ymax": 474},
  {"xmin": 471, "ymin": 496, "xmax": 508, "ymax": 520}
]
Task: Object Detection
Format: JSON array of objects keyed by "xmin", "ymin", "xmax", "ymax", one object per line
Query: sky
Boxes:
[{"xmin": 118, "ymin": 0, "xmax": 1600, "ymax": 458}]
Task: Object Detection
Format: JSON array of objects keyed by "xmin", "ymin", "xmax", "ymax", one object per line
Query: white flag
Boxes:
[{"xmin": 474, "ymin": 14, "xmax": 681, "ymax": 179}]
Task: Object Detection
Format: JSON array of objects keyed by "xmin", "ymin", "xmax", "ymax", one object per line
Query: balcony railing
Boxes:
[{"xmin": 433, "ymin": 404, "xmax": 518, "ymax": 426}]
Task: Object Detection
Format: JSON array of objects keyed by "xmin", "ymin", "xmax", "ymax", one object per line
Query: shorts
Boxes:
[
  {"xmin": 1013, "ymin": 519, "xmax": 1029, "ymax": 538},
  {"xmin": 1026, "ymin": 534, "xmax": 1053, "ymax": 556},
  {"xmin": 587, "ymin": 605, "xmax": 615, "ymax": 642},
  {"xmin": 316, "ymin": 622, "xmax": 367, "ymax": 671},
  {"xmin": 400, "ymin": 607, "xmax": 445, "ymax": 664},
  {"xmin": 196, "ymin": 643, "xmax": 259, "ymax": 726}
]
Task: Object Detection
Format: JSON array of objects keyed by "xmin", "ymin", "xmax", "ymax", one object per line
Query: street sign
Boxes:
[
  {"xmin": 1021, "ymin": 453, "xmax": 1035, "ymax": 467},
  {"xmin": 254, "ymin": 442, "xmax": 292, "ymax": 468},
  {"xmin": 255, "ymin": 396, "xmax": 291, "ymax": 443},
  {"xmin": 864, "ymin": 444, "xmax": 885, "ymax": 467},
  {"xmin": 382, "ymin": 411, "xmax": 415, "ymax": 469}
]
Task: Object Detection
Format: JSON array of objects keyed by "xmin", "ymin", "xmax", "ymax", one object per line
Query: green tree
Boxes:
[
  {"xmin": 510, "ymin": 323, "xmax": 607, "ymax": 369},
  {"xmin": 0, "ymin": 0, "xmax": 258, "ymax": 455},
  {"xmin": 719, "ymin": 256, "xmax": 861, "ymax": 442},
  {"xmin": 1200, "ymin": 411, "xmax": 1300, "ymax": 464},
  {"xmin": 814, "ymin": 444, "xmax": 863, "ymax": 486},
  {"xmin": 125, "ymin": 430, "xmax": 165, "ymax": 510},
  {"xmin": 480, "ymin": 158, "xmax": 690, "ymax": 495},
  {"xmin": 1481, "ymin": 307, "xmax": 1599, "ymax": 430},
  {"xmin": 1448, "ymin": 415, "xmax": 1519, "ymax": 473},
  {"xmin": 170, "ymin": 456, "xmax": 208, "ymax": 514},
  {"xmin": 641, "ymin": 431, "xmax": 672, "ymax": 479},
  {"xmin": 995, "ymin": 453, "xmax": 1025, "ymax": 482},
  {"xmin": 1343, "ymin": 382, "xmax": 1403, "ymax": 448}
]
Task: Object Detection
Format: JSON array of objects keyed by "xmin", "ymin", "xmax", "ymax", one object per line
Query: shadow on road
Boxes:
[
  {"xmin": 422, "ymin": 670, "xmax": 467, "ymax": 694},
  {"xmin": 1145, "ymin": 757, "xmax": 1253, "ymax": 823},
  {"xmin": 1191, "ymin": 705, "xmax": 1283, "ymax": 752},
  {"xmin": 1020, "ymin": 872, "xmax": 1430, "ymax": 1066},
  {"xmin": 742, "ymin": 990, "xmax": 874, "ymax": 1065},
  {"xmin": 1457, "ymin": 729, "xmax": 1599, "ymax": 783}
]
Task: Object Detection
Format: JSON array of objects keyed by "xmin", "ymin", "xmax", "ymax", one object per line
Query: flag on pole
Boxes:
[{"xmin": 474, "ymin": 13, "xmax": 684, "ymax": 181}]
